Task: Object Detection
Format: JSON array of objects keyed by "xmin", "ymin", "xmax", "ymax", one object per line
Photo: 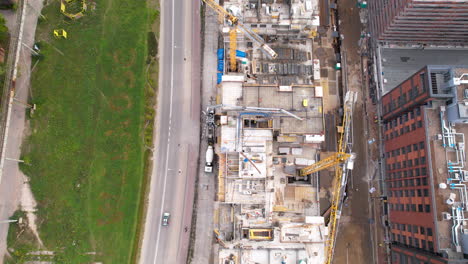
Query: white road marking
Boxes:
[{"xmin": 153, "ymin": 0, "xmax": 175, "ymax": 263}]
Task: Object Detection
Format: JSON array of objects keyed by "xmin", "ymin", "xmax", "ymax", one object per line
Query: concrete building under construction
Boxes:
[
  {"xmin": 368, "ymin": 0, "xmax": 468, "ymax": 45},
  {"xmin": 204, "ymin": 0, "xmax": 350, "ymax": 263}
]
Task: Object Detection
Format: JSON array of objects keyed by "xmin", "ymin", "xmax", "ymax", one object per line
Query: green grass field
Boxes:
[{"xmin": 5, "ymin": 0, "xmax": 155, "ymax": 262}]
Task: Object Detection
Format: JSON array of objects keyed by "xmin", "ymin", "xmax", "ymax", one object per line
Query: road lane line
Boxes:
[{"xmin": 153, "ymin": 0, "xmax": 175, "ymax": 263}]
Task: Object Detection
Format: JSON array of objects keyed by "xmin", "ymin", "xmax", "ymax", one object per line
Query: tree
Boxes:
[{"xmin": 0, "ymin": 13, "xmax": 8, "ymax": 44}]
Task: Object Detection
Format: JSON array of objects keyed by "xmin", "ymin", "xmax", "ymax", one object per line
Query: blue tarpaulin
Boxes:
[
  {"xmin": 236, "ymin": 50, "xmax": 246, "ymax": 58},
  {"xmin": 217, "ymin": 59, "xmax": 224, "ymax": 72},
  {"xmin": 217, "ymin": 73, "xmax": 223, "ymax": 84},
  {"xmin": 217, "ymin": 49, "xmax": 224, "ymax": 60}
]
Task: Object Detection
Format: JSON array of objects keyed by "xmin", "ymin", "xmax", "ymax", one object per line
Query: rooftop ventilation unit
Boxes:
[{"xmin": 443, "ymin": 212, "xmax": 452, "ymax": 220}]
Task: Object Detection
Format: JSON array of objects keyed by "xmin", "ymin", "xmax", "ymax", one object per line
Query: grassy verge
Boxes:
[
  {"xmin": 130, "ymin": 0, "xmax": 160, "ymax": 262},
  {"xmin": 5, "ymin": 0, "xmax": 153, "ymax": 262}
]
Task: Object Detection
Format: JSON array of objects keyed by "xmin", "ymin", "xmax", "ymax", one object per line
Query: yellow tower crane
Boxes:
[
  {"xmin": 202, "ymin": 0, "xmax": 278, "ymax": 72},
  {"xmin": 299, "ymin": 91, "xmax": 357, "ymax": 264}
]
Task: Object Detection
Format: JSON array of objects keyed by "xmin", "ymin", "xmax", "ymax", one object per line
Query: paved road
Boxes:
[
  {"xmin": 139, "ymin": 0, "xmax": 200, "ymax": 263},
  {"xmin": 0, "ymin": 1, "xmax": 44, "ymax": 262}
]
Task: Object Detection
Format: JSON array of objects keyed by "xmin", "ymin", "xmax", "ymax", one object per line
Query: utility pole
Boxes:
[
  {"xmin": 5, "ymin": 158, "xmax": 24, "ymax": 163},
  {"xmin": 0, "ymin": 219, "xmax": 17, "ymax": 224},
  {"xmin": 21, "ymin": 42, "xmax": 39, "ymax": 56}
]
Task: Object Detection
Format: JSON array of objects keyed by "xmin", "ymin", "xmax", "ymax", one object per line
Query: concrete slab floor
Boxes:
[{"xmin": 380, "ymin": 48, "xmax": 468, "ymax": 94}]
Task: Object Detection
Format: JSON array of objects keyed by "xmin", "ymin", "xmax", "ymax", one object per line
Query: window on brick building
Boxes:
[
  {"xmin": 415, "ymin": 158, "xmax": 419, "ymax": 166},
  {"xmin": 427, "ymin": 228, "xmax": 433, "ymax": 236},
  {"xmin": 403, "ymin": 160, "xmax": 407, "ymax": 168},
  {"xmin": 416, "ymin": 107, "xmax": 421, "ymax": 116},
  {"xmin": 408, "ymin": 237, "xmax": 413, "ymax": 246},
  {"xmin": 420, "ymin": 227, "xmax": 425, "ymax": 234},
  {"xmin": 414, "ymin": 238, "xmax": 419, "ymax": 247},
  {"xmin": 411, "ymin": 123, "xmax": 416, "ymax": 131},
  {"xmin": 428, "ymin": 241, "xmax": 434, "ymax": 251},
  {"xmin": 404, "ymin": 171, "xmax": 408, "ymax": 177},
  {"xmin": 410, "ymin": 190, "xmax": 415, "ymax": 197},
  {"xmin": 422, "ymin": 167, "xmax": 427, "ymax": 175},
  {"xmin": 425, "ymin": 205, "xmax": 431, "ymax": 213},
  {"xmin": 420, "ymin": 141, "xmax": 425, "ymax": 149},
  {"xmin": 413, "ymin": 225, "xmax": 418, "ymax": 233},
  {"xmin": 421, "ymin": 239, "xmax": 427, "ymax": 249},
  {"xmin": 402, "ymin": 147, "xmax": 406, "ymax": 154},
  {"xmin": 413, "ymin": 144, "xmax": 418, "ymax": 151},
  {"xmin": 418, "ymin": 204, "xmax": 423, "ymax": 212},
  {"xmin": 400, "ymin": 128, "xmax": 404, "ymax": 134},
  {"xmin": 417, "ymin": 120, "xmax": 423, "ymax": 128},
  {"xmin": 406, "ymin": 204, "xmax": 411, "ymax": 211},
  {"xmin": 405, "ymin": 190, "xmax": 409, "ymax": 197},
  {"xmin": 415, "ymin": 168, "xmax": 420, "ymax": 176},
  {"xmin": 408, "ymin": 160, "xmax": 413, "ymax": 167},
  {"xmin": 424, "ymin": 189, "xmax": 429, "ymax": 197},
  {"xmin": 417, "ymin": 189, "xmax": 422, "ymax": 197},
  {"xmin": 415, "ymin": 178, "xmax": 421, "ymax": 186},
  {"xmin": 408, "ymin": 170, "xmax": 413, "ymax": 177},
  {"xmin": 422, "ymin": 177, "xmax": 427, "ymax": 185},
  {"xmin": 421, "ymin": 157, "xmax": 426, "ymax": 164},
  {"xmin": 411, "ymin": 204, "xmax": 416, "ymax": 212},
  {"xmin": 407, "ymin": 145, "xmax": 411, "ymax": 153}
]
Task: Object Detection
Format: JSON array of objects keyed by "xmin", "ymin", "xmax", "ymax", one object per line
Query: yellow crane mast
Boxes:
[
  {"xmin": 325, "ymin": 91, "xmax": 356, "ymax": 264},
  {"xmin": 201, "ymin": 0, "xmax": 278, "ymax": 72},
  {"xmin": 298, "ymin": 91, "xmax": 356, "ymax": 264},
  {"xmin": 299, "ymin": 152, "xmax": 350, "ymax": 176}
]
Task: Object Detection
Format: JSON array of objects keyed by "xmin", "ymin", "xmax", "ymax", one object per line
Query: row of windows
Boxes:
[
  {"xmin": 388, "ymin": 188, "xmax": 429, "ymax": 197},
  {"xmin": 387, "ymin": 143, "xmax": 424, "ymax": 157},
  {"xmin": 384, "ymin": 111, "xmax": 420, "ymax": 129},
  {"xmin": 383, "ymin": 92, "xmax": 423, "ymax": 115},
  {"xmin": 391, "ymin": 251, "xmax": 431, "ymax": 264},
  {"xmin": 388, "ymin": 177, "xmax": 428, "ymax": 187},
  {"xmin": 393, "ymin": 237, "xmax": 434, "ymax": 253},
  {"xmin": 385, "ymin": 122, "xmax": 423, "ymax": 140},
  {"xmin": 389, "ymin": 169, "xmax": 429, "ymax": 180},
  {"xmin": 387, "ymin": 158, "xmax": 427, "ymax": 171},
  {"xmin": 386, "ymin": 142, "xmax": 425, "ymax": 158},
  {"xmin": 392, "ymin": 224, "xmax": 433, "ymax": 236},
  {"xmin": 387, "ymin": 165, "xmax": 428, "ymax": 178},
  {"xmin": 389, "ymin": 203, "xmax": 431, "ymax": 213}
]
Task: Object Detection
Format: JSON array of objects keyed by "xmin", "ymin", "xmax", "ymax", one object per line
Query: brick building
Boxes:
[
  {"xmin": 368, "ymin": 0, "xmax": 468, "ymax": 45},
  {"xmin": 382, "ymin": 65, "xmax": 468, "ymax": 263}
]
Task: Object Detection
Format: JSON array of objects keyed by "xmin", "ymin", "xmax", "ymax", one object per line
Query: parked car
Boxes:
[{"xmin": 162, "ymin": 212, "xmax": 170, "ymax": 226}]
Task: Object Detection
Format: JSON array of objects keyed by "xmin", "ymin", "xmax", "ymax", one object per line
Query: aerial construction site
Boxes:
[{"xmin": 201, "ymin": 0, "xmax": 357, "ymax": 263}]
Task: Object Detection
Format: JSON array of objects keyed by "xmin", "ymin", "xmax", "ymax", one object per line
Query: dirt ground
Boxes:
[{"xmin": 331, "ymin": 0, "xmax": 378, "ymax": 263}]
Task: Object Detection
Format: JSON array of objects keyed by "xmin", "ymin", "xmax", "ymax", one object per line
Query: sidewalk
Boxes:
[
  {"xmin": 190, "ymin": 5, "xmax": 218, "ymax": 264},
  {"xmin": 0, "ymin": 0, "xmax": 44, "ymax": 262}
]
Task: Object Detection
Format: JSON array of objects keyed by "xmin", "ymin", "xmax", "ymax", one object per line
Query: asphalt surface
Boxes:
[
  {"xmin": 139, "ymin": 0, "xmax": 200, "ymax": 263},
  {"xmin": 0, "ymin": 1, "xmax": 44, "ymax": 262}
]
